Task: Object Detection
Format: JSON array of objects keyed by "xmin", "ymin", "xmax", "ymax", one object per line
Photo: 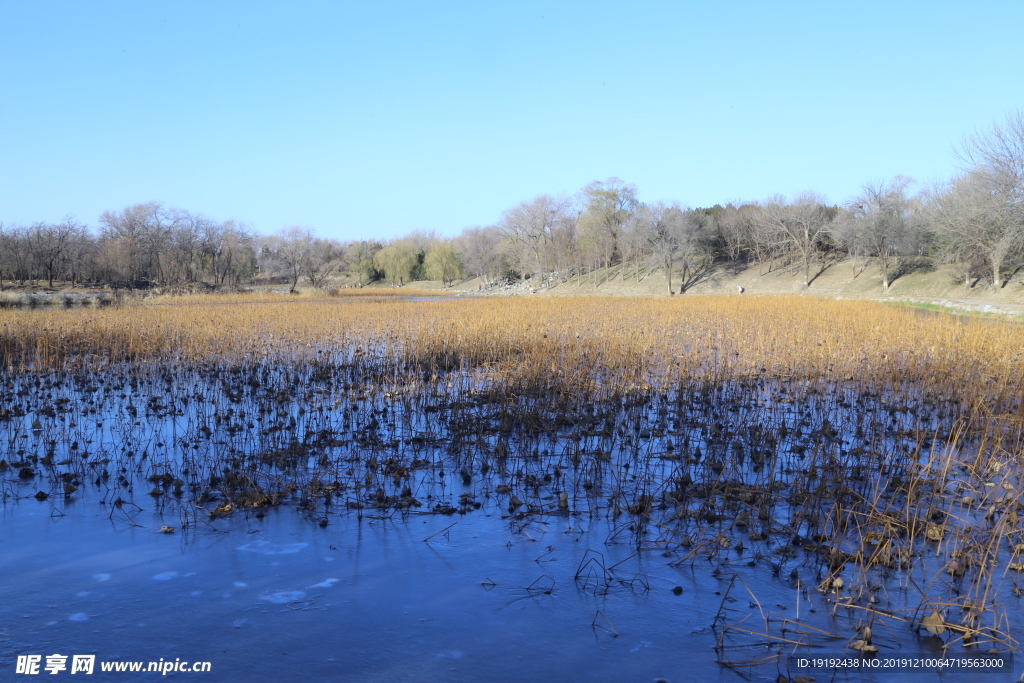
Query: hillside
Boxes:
[
  {"xmin": 406, "ymin": 258, "xmax": 1024, "ymax": 315},
  {"xmin": 4, "ymin": 257, "xmax": 1023, "ymax": 317}
]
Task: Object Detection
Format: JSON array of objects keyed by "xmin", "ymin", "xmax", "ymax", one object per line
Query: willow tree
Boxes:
[
  {"xmin": 424, "ymin": 241, "xmax": 463, "ymax": 286},
  {"xmin": 373, "ymin": 240, "xmax": 419, "ymax": 287}
]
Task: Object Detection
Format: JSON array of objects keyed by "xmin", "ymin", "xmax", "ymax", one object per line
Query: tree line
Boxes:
[{"xmin": 2, "ymin": 112, "xmax": 1022, "ymax": 294}]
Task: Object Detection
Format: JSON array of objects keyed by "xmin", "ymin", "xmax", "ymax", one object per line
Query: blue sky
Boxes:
[{"xmin": 1, "ymin": 1, "xmax": 1022, "ymax": 241}]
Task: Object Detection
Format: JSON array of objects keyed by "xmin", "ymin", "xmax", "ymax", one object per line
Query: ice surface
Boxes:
[
  {"xmin": 258, "ymin": 590, "xmax": 307, "ymax": 604},
  {"xmin": 237, "ymin": 541, "xmax": 308, "ymax": 555}
]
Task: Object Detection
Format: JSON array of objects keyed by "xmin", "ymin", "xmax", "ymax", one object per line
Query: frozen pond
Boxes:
[
  {"xmin": 1, "ymin": 362, "xmax": 1021, "ymax": 681},
  {"xmin": 3, "ymin": 498, "xmax": 733, "ymax": 682},
  {"xmin": 2, "ymin": 495, "xmax": 1017, "ymax": 681}
]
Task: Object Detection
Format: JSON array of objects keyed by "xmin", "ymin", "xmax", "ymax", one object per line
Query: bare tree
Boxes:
[
  {"xmin": 960, "ymin": 110, "xmax": 1024, "ymax": 202},
  {"xmin": 25, "ymin": 216, "xmax": 84, "ymax": 287},
  {"xmin": 0, "ymin": 223, "xmax": 26, "ymax": 287},
  {"xmin": 499, "ymin": 195, "xmax": 571, "ymax": 283},
  {"xmin": 99, "ymin": 202, "xmax": 178, "ymax": 284},
  {"xmin": 576, "ymin": 178, "xmax": 638, "ymax": 282},
  {"xmin": 64, "ymin": 228, "xmax": 98, "ymax": 286},
  {"xmin": 948, "ymin": 110, "xmax": 1024, "ymax": 288},
  {"xmin": 925, "ymin": 171, "xmax": 1023, "ymax": 289},
  {"xmin": 643, "ymin": 202, "xmax": 685, "ymax": 294},
  {"xmin": 457, "ymin": 226, "xmax": 504, "ymax": 285},
  {"xmin": 263, "ymin": 227, "xmax": 312, "ymax": 292},
  {"xmin": 211, "ymin": 220, "xmax": 257, "ymax": 285},
  {"xmin": 714, "ymin": 203, "xmax": 758, "ymax": 271},
  {"xmin": 304, "ymin": 237, "xmax": 343, "ymax": 288},
  {"xmin": 841, "ymin": 177, "xmax": 917, "ymax": 291},
  {"xmin": 619, "ymin": 211, "xmax": 650, "ymax": 282},
  {"xmin": 754, "ymin": 194, "xmax": 837, "ymax": 288},
  {"xmin": 165, "ymin": 209, "xmax": 212, "ymax": 283}
]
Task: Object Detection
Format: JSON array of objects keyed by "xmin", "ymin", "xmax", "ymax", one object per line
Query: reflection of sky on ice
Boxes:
[
  {"xmin": 0, "ymin": 504, "xmax": 725, "ymax": 682},
  {"xmin": 259, "ymin": 591, "xmax": 307, "ymax": 604},
  {"xmin": 237, "ymin": 541, "xmax": 308, "ymax": 555}
]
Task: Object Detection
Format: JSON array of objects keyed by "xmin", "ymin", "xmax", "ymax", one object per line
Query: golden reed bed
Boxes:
[{"xmin": 0, "ymin": 294, "xmax": 1021, "ymax": 407}]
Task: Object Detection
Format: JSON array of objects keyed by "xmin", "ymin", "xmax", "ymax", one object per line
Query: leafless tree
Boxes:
[
  {"xmin": 166, "ymin": 209, "xmax": 212, "ymax": 283},
  {"xmin": 576, "ymin": 178, "xmax": 638, "ymax": 282},
  {"xmin": 457, "ymin": 226, "xmax": 505, "ymax": 285},
  {"xmin": 499, "ymin": 195, "xmax": 571, "ymax": 282},
  {"xmin": 754, "ymin": 194, "xmax": 837, "ymax": 288},
  {"xmin": 264, "ymin": 227, "xmax": 312, "ymax": 292},
  {"xmin": 0, "ymin": 224, "xmax": 28, "ymax": 286},
  {"xmin": 99, "ymin": 202, "xmax": 179, "ymax": 284},
  {"xmin": 24, "ymin": 216, "xmax": 84, "ymax": 287},
  {"xmin": 642, "ymin": 203, "xmax": 685, "ymax": 294},
  {"xmin": 209, "ymin": 220, "xmax": 258, "ymax": 285},
  {"xmin": 946, "ymin": 110, "xmax": 1024, "ymax": 288},
  {"xmin": 304, "ymin": 237, "xmax": 343, "ymax": 288},
  {"xmin": 925, "ymin": 171, "xmax": 1023, "ymax": 289},
  {"xmin": 841, "ymin": 176, "xmax": 918, "ymax": 291}
]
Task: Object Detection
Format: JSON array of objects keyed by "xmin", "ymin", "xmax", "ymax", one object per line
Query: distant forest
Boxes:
[{"xmin": 2, "ymin": 112, "xmax": 1022, "ymax": 294}]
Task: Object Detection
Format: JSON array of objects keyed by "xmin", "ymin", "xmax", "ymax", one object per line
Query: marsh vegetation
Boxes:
[{"xmin": 2, "ymin": 294, "xmax": 1023, "ymax": 679}]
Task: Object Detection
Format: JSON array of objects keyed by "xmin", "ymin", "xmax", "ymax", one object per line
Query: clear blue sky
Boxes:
[{"xmin": 2, "ymin": 1, "xmax": 1022, "ymax": 241}]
